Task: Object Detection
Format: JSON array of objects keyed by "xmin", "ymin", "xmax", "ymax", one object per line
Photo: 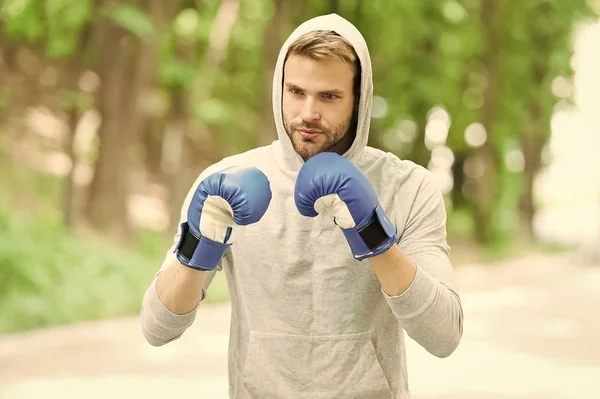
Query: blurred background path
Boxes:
[{"xmin": 1, "ymin": 252, "xmax": 598, "ymax": 399}]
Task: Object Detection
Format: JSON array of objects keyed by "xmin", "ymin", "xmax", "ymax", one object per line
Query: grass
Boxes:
[
  {"xmin": 0, "ymin": 152, "xmax": 229, "ymax": 334},
  {"xmin": 0, "ymin": 200, "xmax": 153, "ymax": 333},
  {"xmin": 0, "ymin": 199, "xmax": 230, "ymax": 334}
]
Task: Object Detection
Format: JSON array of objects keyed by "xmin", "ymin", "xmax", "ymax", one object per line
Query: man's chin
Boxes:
[
  {"xmin": 287, "ymin": 131, "xmax": 335, "ymax": 160},
  {"xmin": 293, "ymin": 142, "xmax": 328, "ymax": 161}
]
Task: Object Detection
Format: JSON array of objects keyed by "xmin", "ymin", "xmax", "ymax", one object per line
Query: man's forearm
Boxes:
[
  {"xmin": 156, "ymin": 260, "xmax": 209, "ymax": 315},
  {"xmin": 369, "ymin": 245, "xmax": 417, "ymax": 296},
  {"xmin": 369, "ymin": 244, "xmax": 463, "ymax": 358}
]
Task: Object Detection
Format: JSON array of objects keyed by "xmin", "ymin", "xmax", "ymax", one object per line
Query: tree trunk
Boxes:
[
  {"xmin": 451, "ymin": 150, "xmax": 468, "ymax": 210},
  {"xmin": 165, "ymin": 88, "xmax": 193, "ymax": 233},
  {"xmin": 84, "ymin": 13, "xmax": 142, "ymax": 241},
  {"xmin": 167, "ymin": 0, "xmax": 241, "ymax": 233},
  {"xmin": 140, "ymin": 0, "xmax": 182, "ymax": 183},
  {"xmin": 471, "ymin": 0, "xmax": 501, "ymax": 244},
  {"xmin": 403, "ymin": 5, "xmax": 439, "ymax": 168},
  {"xmin": 353, "ymin": 0, "xmax": 363, "ymax": 27},
  {"xmin": 62, "ymin": 106, "xmax": 78, "ymax": 228},
  {"xmin": 259, "ymin": 0, "xmax": 298, "ymax": 146},
  {"xmin": 519, "ymin": 104, "xmax": 543, "ymax": 240},
  {"xmin": 0, "ymin": 29, "xmax": 14, "ymax": 124},
  {"xmin": 411, "ymin": 111, "xmax": 434, "ymax": 167},
  {"xmin": 519, "ymin": 0, "xmax": 553, "ymax": 242},
  {"xmin": 61, "ymin": 22, "xmax": 93, "ymax": 229},
  {"xmin": 471, "ymin": 143, "xmax": 499, "ymax": 243},
  {"xmin": 143, "ymin": 117, "xmax": 168, "ymax": 181},
  {"xmin": 329, "ymin": 0, "xmax": 340, "ymax": 14}
]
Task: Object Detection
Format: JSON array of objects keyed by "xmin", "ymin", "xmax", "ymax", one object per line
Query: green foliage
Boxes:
[
  {"xmin": 0, "ymin": 154, "xmax": 230, "ymax": 333},
  {"xmin": 59, "ymin": 89, "xmax": 93, "ymax": 111},
  {"xmin": 0, "ymin": 199, "xmax": 230, "ymax": 334},
  {"xmin": 1, "ymin": 0, "xmax": 45, "ymax": 41},
  {"xmin": 0, "ymin": 157, "xmax": 63, "ymax": 210},
  {"xmin": 1, "ymin": 0, "xmax": 597, "ymax": 332},
  {"xmin": 193, "ymin": 98, "xmax": 233, "ymax": 126},
  {"xmin": 0, "ymin": 200, "xmax": 151, "ymax": 333},
  {"xmin": 0, "ymin": 87, "xmax": 10, "ymax": 108},
  {"xmin": 159, "ymin": 57, "xmax": 199, "ymax": 89},
  {"xmin": 103, "ymin": 3, "xmax": 154, "ymax": 39},
  {"xmin": 446, "ymin": 208, "xmax": 475, "ymax": 239},
  {"xmin": 45, "ymin": 0, "xmax": 92, "ymax": 57},
  {"xmin": 173, "ymin": 8, "xmax": 200, "ymax": 38},
  {"xmin": 158, "ymin": 8, "xmax": 203, "ymax": 89},
  {"xmin": 1, "ymin": 0, "xmax": 92, "ymax": 57}
]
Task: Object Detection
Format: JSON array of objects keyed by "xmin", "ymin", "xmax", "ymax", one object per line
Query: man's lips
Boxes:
[
  {"xmin": 297, "ymin": 129, "xmax": 322, "ymax": 140},
  {"xmin": 298, "ymin": 129, "xmax": 322, "ymax": 133}
]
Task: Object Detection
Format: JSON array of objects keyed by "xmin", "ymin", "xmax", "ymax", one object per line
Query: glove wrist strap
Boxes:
[
  {"xmin": 341, "ymin": 204, "xmax": 397, "ymax": 261},
  {"xmin": 175, "ymin": 222, "xmax": 231, "ymax": 271}
]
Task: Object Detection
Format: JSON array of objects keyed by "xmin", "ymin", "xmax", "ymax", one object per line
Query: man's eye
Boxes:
[
  {"xmin": 323, "ymin": 93, "xmax": 338, "ymax": 100},
  {"xmin": 290, "ymin": 88, "xmax": 302, "ymax": 95}
]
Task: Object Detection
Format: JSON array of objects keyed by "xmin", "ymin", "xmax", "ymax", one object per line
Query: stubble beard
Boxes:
[{"xmin": 284, "ymin": 114, "xmax": 353, "ymax": 162}]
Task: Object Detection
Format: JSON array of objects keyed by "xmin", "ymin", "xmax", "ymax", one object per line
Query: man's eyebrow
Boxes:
[
  {"xmin": 284, "ymin": 82, "xmax": 345, "ymax": 96},
  {"xmin": 284, "ymin": 82, "xmax": 301, "ymax": 89},
  {"xmin": 319, "ymin": 89, "xmax": 345, "ymax": 96}
]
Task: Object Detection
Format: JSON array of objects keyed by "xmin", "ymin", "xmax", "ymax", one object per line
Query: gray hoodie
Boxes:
[{"xmin": 141, "ymin": 13, "xmax": 463, "ymax": 399}]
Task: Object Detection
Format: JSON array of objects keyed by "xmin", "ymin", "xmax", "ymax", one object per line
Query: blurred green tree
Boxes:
[{"xmin": 0, "ymin": 0, "xmax": 596, "ymax": 246}]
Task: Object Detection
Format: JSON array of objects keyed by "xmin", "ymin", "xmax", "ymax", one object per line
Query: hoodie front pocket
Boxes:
[{"xmin": 242, "ymin": 331, "xmax": 394, "ymax": 398}]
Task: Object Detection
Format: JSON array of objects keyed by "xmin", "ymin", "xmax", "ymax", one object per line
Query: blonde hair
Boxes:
[
  {"xmin": 286, "ymin": 30, "xmax": 362, "ymax": 104},
  {"xmin": 287, "ymin": 30, "xmax": 358, "ymax": 66}
]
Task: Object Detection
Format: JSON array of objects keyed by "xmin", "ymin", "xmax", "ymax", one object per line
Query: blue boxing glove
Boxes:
[
  {"xmin": 294, "ymin": 152, "xmax": 397, "ymax": 260},
  {"xmin": 175, "ymin": 166, "xmax": 272, "ymax": 271}
]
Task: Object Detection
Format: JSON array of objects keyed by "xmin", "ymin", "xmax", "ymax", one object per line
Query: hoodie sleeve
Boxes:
[
  {"xmin": 382, "ymin": 170, "xmax": 464, "ymax": 358},
  {"xmin": 139, "ymin": 235, "xmax": 219, "ymax": 347},
  {"xmin": 140, "ymin": 162, "xmax": 224, "ymax": 347}
]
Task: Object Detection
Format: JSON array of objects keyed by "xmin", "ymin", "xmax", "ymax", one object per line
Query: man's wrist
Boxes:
[
  {"xmin": 175, "ymin": 223, "xmax": 229, "ymax": 271},
  {"xmin": 342, "ymin": 204, "xmax": 397, "ymax": 260},
  {"xmin": 369, "ymin": 245, "xmax": 417, "ymax": 297},
  {"xmin": 174, "ymin": 259, "xmax": 211, "ymax": 276}
]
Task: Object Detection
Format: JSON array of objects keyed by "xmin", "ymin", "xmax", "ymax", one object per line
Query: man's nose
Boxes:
[{"xmin": 300, "ymin": 97, "xmax": 321, "ymax": 122}]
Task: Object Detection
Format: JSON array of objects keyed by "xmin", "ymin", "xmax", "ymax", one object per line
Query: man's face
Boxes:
[{"xmin": 282, "ymin": 54, "xmax": 356, "ymax": 161}]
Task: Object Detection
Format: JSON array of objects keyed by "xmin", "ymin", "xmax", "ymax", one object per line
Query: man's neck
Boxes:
[{"xmin": 331, "ymin": 131, "xmax": 356, "ymax": 156}]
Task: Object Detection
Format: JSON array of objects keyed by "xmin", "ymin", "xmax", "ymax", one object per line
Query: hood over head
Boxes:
[{"xmin": 271, "ymin": 13, "xmax": 373, "ymax": 175}]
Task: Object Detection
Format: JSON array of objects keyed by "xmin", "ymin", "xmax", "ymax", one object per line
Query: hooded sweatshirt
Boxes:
[{"xmin": 141, "ymin": 13, "xmax": 463, "ymax": 399}]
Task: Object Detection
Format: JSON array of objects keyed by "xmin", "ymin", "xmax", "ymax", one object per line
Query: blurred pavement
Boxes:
[{"xmin": 1, "ymin": 252, "xmax": 599, "ymax": 399}]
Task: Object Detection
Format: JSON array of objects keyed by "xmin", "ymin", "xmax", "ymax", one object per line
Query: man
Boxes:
[{"xmin": 141, "ymin": 13, "xmax": 463, "ymax": 399}]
